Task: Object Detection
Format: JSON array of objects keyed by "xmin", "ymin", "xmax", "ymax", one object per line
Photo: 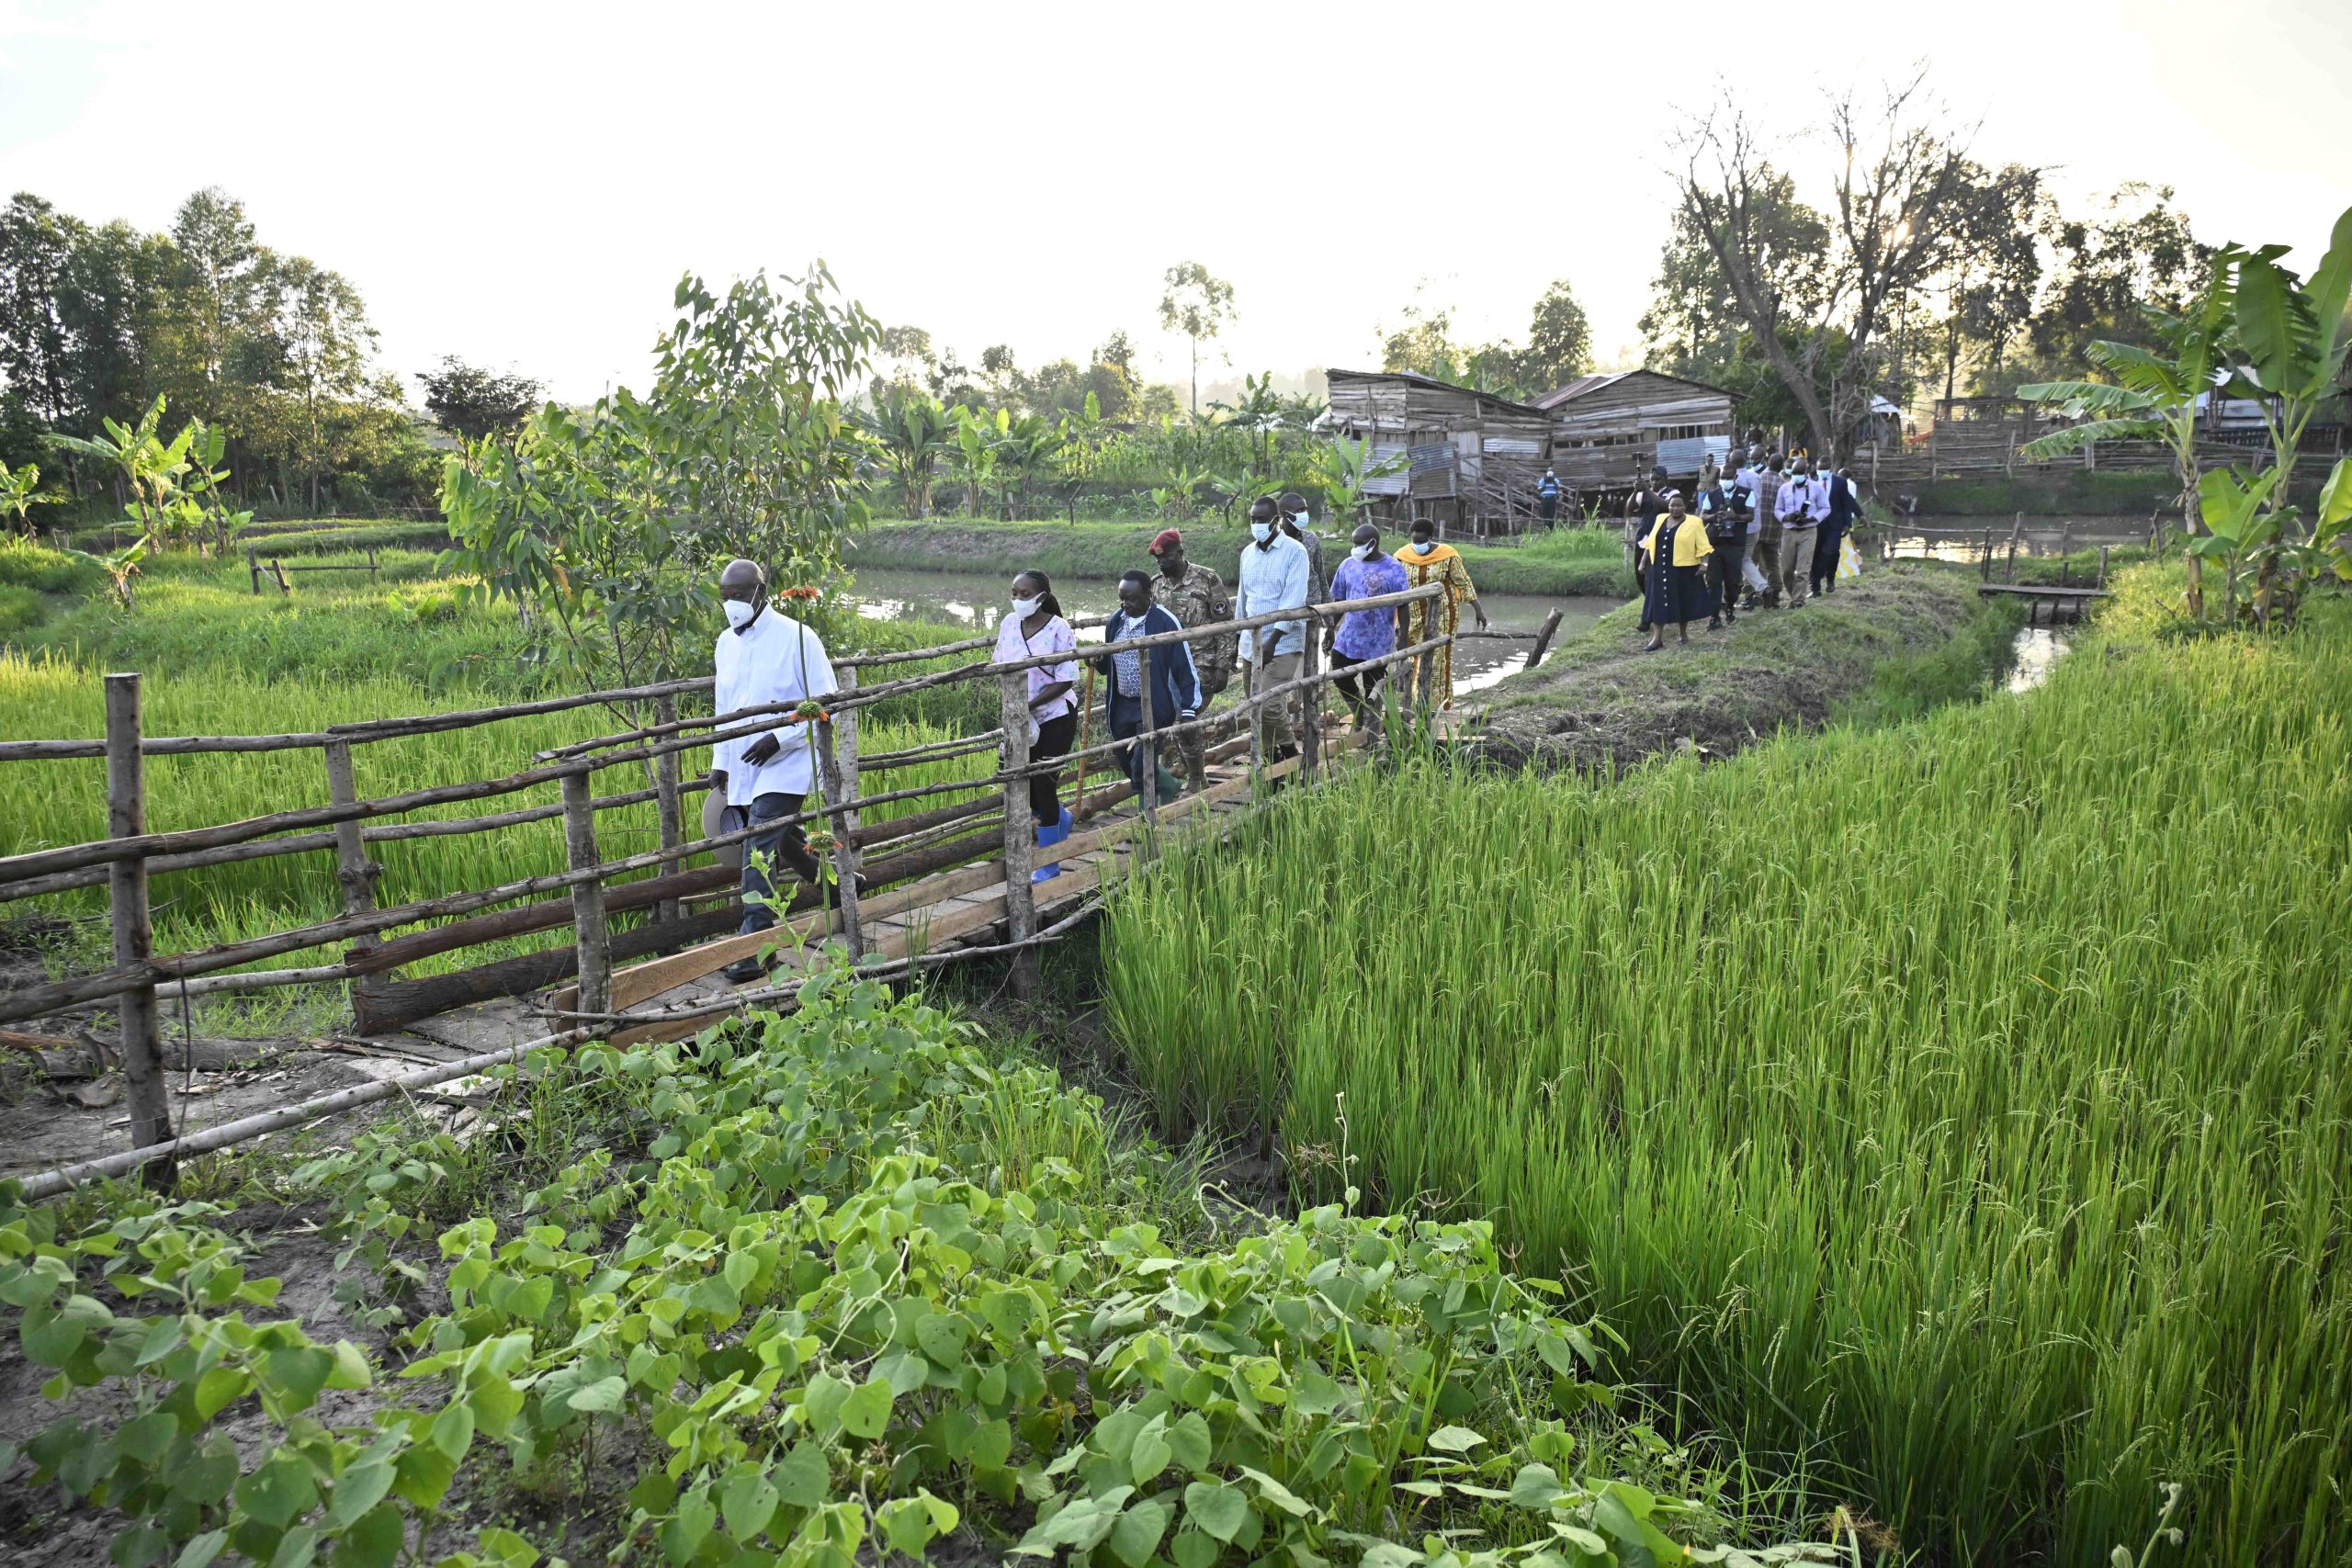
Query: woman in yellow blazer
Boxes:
[{"xmin": 1639, "ymin": 491, "xmax": 1714, "ymax": 651}]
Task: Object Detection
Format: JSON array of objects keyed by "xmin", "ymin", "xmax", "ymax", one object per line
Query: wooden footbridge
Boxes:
[{"xmin": 0, "ymin": 583, "xmax": 1504, "ymax": 1198}]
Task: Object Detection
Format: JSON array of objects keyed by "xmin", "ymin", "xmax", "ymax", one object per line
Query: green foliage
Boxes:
[
  {"xmin": 1103, "ymin": 570, "xmax": 2352, "ymax": 1563},
  {"xmin": 2, "ymin": 973, "xmax": 1826, "ymax": 1568},
  {"xmin": 1159, "ymin": 263, "xmax": 1236, "ymax": 415},
  {"xmin": 0, "ymin": 534, "xmax": 106, "ymax": 594},
  {"xmin": 441, "ymin": 264, "xmax": 882, "ymax": 691},
  {"xmin": 415, "ymin": 355, "xmax": 543, "ymax": 445}
]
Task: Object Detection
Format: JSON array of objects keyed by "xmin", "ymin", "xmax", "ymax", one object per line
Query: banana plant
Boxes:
[
  {"xmin": 2185, "ymin": 465, "xmax": 2284, "ymax": 624},
  {"xmin": 0, "ymin": 459, "xmax": 55, "ymax": 536},
  {"xmin": 2018, "ymin": 254, "xmax": 2236, "ymax": 618},
  {"xmin": 946, "ymin": 406, "xmax": 1000, "ymax": 518},
  {"xmin": 2226, "ymin": 206, "xmax": 2352, "ymax": 502},
  {"xmin": 859, "ymin": 388, "xmax": 952, "ymax": 515},
  {"xmin": 48, "ymin": 395, "xmax": 202, "ymax": 548}
]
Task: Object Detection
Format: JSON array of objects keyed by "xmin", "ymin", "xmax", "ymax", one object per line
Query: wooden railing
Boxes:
[{"xmin": 0, "ymin": 582, "xmax": 1516, "ymax": 1190}]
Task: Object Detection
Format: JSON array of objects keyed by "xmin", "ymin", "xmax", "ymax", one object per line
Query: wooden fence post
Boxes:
[
  {"xmin": 1527, "ymin": 606, "xmax": 1564, "ymax": 671},
  {"xmin": 1415, "ymin": 603, "xmax": 1440, "ymax": 728},
  {"xmin": 560, "ymin": 769, "xmax": 611, "ymax": 1016},
  {"xmin": 105, "ymin": 672, "xmax": 174, "ymax": 1189},
  {"xmin": 1246, "ymin": 641, "xmax": 1267, "ymax": 785},
  {"xmin": 246, "ymin": 547, "xmax": 262, "ymax": 596},
  {"xmin": 1299, "ymin": 630, "xmax": 1322, "ymax": 781},
  {"xmin": 652, "ymin": 692, "xmax": 684, "ymax": 931},
  {"xmin": 322, "ymin": 739, "xmax": 385, "ymax": 1031},
  {"xmin": 996, "ymin": 673, "xmax": 1039, "ymax": 999},
  {"xmin": 817, "ymin": 668, "xmax": 865, "ymax": 960},
  {"xmin": 1137, "ymin": 665, "xmax": 1160, "ymax": 823}
]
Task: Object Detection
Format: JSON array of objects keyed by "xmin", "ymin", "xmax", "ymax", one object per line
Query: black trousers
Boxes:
[
  {"xmin": 1814, "ymin": 520, "xmax": 1847, "ymax": 592},
  {"xmin": 1709, "ymin": 542, "xmax": 1745, "ymax": 619},
  {"xmin": 729, "ymin": 792, "xmax": 824, "ymax": 935},
  {"xmin": 1329, "ymin": 649, "xmax": 1389, "ymax": 722},
  {"xmin": 1028, "ymin": 711, "xmax": 1077, "ymax": 824}
]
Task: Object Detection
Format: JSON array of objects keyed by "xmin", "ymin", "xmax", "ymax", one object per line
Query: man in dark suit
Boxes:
[{"xmin": 1815, "ymin": 464, "xmax": 1858, "ymax": 595}]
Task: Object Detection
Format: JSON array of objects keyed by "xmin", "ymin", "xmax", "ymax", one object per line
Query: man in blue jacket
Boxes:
[{"xmin": 1094, "ymin": 570, "xmax": 1203, "ymax": 806}]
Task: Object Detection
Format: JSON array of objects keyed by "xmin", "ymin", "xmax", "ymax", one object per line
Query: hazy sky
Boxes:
[{"xmin": 4, "ymin": 0, "xmax": 2347, "ymax": 404}]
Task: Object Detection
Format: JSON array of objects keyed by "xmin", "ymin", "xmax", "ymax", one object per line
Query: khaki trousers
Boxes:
[
  {"xmin": 1249, "ymin": 649, "xmax": 1302, "ymax": 756},
  {"xmin": 1780, "ymin": 526, "xmax": 1819, "ymax": 606}
]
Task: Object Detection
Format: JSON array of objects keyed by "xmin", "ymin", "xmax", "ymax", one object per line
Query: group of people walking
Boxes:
[
  {"xmin": 992, "ymin": 494, "xmax": 1487, "ymax": 882},
  {"xmin": 1625, "ymin": 446, "xmax": 1859, "ymax": 649},
  {"xmin": 705, "ymin": 509, "xmax": 1478, "ymax": 980}
]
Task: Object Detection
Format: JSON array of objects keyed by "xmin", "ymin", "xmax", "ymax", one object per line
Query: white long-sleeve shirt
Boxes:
[
  {"xmin": 1235, "ymin": 533, "xmax": 1311, "ymax": 663},
  {"xmin": 712, "ymin": 607, "xmax": 837, "ymax": 803}
]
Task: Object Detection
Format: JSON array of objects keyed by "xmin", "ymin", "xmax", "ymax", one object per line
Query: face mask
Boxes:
[
  {"xmin": 1250, "ymin": 522, "xmax": 1274, "ymax": 542},
  {"xmin": 1414, "ymin": 537, "xmax": 1436, "ymax": 554},
  {"xmin": 723, "ymin": 599, "xmax": 758, "ymax": 629},
  {"xmin": 1011, "ymin": 594, "xmax": 1043, "ymax": 619},
  {"xmin": 1350, "ymin": 543, "xmax": 1373, "ymax": 560},
  {"xmin": 1291, "ymin": 511, "xmax": 1309, "ymax": 529}
]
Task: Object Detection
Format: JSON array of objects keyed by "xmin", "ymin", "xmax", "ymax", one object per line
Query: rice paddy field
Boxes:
[
  {"xmin": 0, "ymin": 532, "xmax": 994, "ymax": 1005},
  {"xmin": 1101, "ymin": 566, "xmax": 2352, "ymax": 1564}
]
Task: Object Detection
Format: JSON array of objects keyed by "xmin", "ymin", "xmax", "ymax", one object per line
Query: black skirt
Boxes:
[{"xmin": 1640, "ymin": 528, "xmax": 1715, "ymax": 628}]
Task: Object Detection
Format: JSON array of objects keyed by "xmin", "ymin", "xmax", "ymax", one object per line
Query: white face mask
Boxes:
[
  {"xmin": 1250, "ymin": 522, "xmax": 1274, "ymax": 543},
  {"xmin": 1350, "ymin": 542, "xmax": 1373, "ymax": 560},
  {"xmin": 1291, "ymin": 510, "xmax": 1309, "ymax": 529},
  {"xmin": 723, "ymin": 599, "xmax": 758, "ymax": 629},
  {"xmin": 1011, "ymin": 594, "xmax": 1043, "ymax": 619},
  {"xmin": 1414, "ymin": 537, "xmax": 1436, "ymax": 554}
]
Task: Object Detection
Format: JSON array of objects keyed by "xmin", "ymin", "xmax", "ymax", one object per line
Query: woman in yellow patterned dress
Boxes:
[{"xmin": 1396, "ymin": 518, "xmax": 1489, "ymax": 707}]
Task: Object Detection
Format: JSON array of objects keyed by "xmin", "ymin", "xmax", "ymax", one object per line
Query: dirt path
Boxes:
[{"xmin": 1464, "ymin": 565, "xmax": 1987, "ymax": 771}]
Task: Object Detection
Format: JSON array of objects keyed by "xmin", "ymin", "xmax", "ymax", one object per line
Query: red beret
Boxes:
[{"xmin": 1148, "ymin": 528, "xmax": 1183, "ymax": 556}]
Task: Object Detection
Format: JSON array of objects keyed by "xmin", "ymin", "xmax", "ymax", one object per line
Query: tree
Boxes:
[
  {"xmin": 1926, "ymin": 163, "xmax": 2047, "ymax": 400},
  {"xmin": 2020, "ymin": 184, "xmax": 2207, "ymax": 378},
  {"xmin": 442, "ymin": 264, "xmax": 882, "ymax": 692},
  {"xmin": 166, "ymin": 186, "xmax": 262, "ymax": 420},
  {"xmin": 263, "ymin": 256, "xmax": 377, "ymax": 513},
  {"xmin": 0, "ymin": 194, "xmax": 86, "ymax": 475},
  {"xmin": 1159, "ymin": 262, "xmax": 1235, "ymax": 417},
  {"xmin": 416, "ymin": 355, "xmax": 543, "ymax": 444},
  {"xmin": 1669, "ymin": 74, "xmax": 1977, "ymax": 457},
  {"xmin": 1519, "ymin": 280, "xmax": 1592, "ymax": 394}
]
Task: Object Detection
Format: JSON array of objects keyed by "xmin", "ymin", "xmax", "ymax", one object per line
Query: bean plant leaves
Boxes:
[{"xmin": 1184, "ymin": 1480, "xmax": 1249, "ymax": 1542}]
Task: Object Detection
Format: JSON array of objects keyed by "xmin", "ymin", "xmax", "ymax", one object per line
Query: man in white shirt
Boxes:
[
  {"xmin": 710, "ymin": 558, "xmax": 839, "ymax": 979},
  {"xmin": 1733, "ymin": 446, "xmax": 1770, "ymax": 604},
  {"xmin": 1775, "ymin": 459, "xmax": 1830, "ymax": 607},
  {"xmin": 1235, "ymin": 494, "xmax": 1312, "ymax": 764}
]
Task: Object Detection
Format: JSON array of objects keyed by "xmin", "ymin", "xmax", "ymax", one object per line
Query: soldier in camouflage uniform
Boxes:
[{"xmin": 1147, "ymin": 528, "xmax": 1236, "ymax": 792}]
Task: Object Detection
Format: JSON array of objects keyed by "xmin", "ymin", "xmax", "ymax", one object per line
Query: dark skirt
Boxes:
[{"xmin": 1641, "ymin": 558, "xmax": 1714, "ymax": 629}]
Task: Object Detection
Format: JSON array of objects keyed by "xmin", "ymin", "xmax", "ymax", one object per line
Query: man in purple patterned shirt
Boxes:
[{"xmin": 1322, "ymin": 522, "xmax": 1411, "ymax": 728}]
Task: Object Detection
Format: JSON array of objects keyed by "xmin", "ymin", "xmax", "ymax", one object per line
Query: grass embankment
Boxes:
[
  {"xmin": 1102, "ymin": 567, "xmax": 2352, "ymax": 1564},
  {"xmin": 1472, "ymin": 564, "xmax": 2020, "ymax": 769},
  {"xmin": 0, "ymin": 974, "xmax": 1827, "ymax": 1567},
  {"xmin": 0, "ymin": 530, "xmax": 990, "ymax": 1024},
  {"xmin": 1897, "ymin": 470, "xmax": 2177, "ymax": 516},
  {"xmin": 851, "ymin": 518, "xmax": 1634, "ymax": 598}
]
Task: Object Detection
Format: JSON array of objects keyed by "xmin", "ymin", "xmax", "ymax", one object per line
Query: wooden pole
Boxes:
[
  {"xmin": 1299, "ymin": 630, "xmax": 1322, "ymax": 781},
  {"xmin": 271, "ymin": 558, "xmax": 290, "ymax": 594},
  {"xmin": 105, "ymin": 673, "xmax": 174, "ymax": 1190},
  {"xmin": 817, "ymin": 667, "xmax": 865, "ymax": 960},
  {"xmin": 996, "ymin": 673, "xmax": 1039, "ymax": 1000},
  {"xmin": 2098, "ymin": 545, "xmax": 2110, "ymax": 591},
  {"xmin": 246, "ymin": 546, "xmax": 261, "ymax": 596},
  {"xmin": 2006, "ymin": 513, "xmax": 2022, "ymax": 581},
  {"xmin": 560, "ymin": 769, "xmax": 611, "ymax": 1016},
  {"xmin": 322, "ymin": 739, "xmax": 385, "ymax": 1031},
  {"xmin": 652, "ymin": 692, "xmax": 684, "ymax": 931},
  {"xmin": 1246, "ymin": 640, "xmax": 1266, "ymax": 794},
  {"xmin": 1136, "ymin": 660, "xmax": 1160, "ymax": 822}
]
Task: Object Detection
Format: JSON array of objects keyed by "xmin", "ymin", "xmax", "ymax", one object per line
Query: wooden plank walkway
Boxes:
[
  {"xmin": 552, "ymin": 736, "xmax": 1362, "ymax": 1047},
  {"xmin": 1980, "ymin": 583, "xmax": 2109, "ymax": 600}
]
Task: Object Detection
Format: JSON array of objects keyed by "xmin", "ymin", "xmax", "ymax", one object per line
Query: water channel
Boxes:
[{"xmin": 848, "ymin": 567, "xmax": 1622, "ymax": 701}]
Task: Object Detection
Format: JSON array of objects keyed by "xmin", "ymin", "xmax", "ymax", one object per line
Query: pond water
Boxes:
[
  {"xmin": 847, "ymin": 568, "xmax": 1620, "ymax": 700},
  {"xmin": 2007, "ymin": 627, "xmax": 2070, "ymax": 693},
  {"xmin": 1880, "ymin": 515, "xmax": 2150, "ymax": 565}
]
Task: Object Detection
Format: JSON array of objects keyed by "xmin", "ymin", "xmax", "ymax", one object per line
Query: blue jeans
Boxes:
[{"xmin": 726, "ymin": 792, "xmax": 821, "ymax": 935}]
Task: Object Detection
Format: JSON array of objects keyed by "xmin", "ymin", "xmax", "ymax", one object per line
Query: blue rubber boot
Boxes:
[{"xmin": 1031, "ymin": 807, "xmax": 1071, "ymax": 884}]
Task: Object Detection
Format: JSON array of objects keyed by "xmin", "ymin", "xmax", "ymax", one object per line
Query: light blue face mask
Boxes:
[
  {"xmin": 1414, "ymin": 537, "xmax": 1437, "ymax": 554},
  {"xmin": 1250, "ymin": 522, "xmax": 1274, "ymax": 542}
]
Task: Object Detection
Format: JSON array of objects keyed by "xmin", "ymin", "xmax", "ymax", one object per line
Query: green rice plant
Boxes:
[
  {"xmin": 0, "ymin": 650, "xmax": 994, "ymax": 973},
  {"xmin": 1102, "ymin": 570, "xmax": 2352, "ymax": 1564}
]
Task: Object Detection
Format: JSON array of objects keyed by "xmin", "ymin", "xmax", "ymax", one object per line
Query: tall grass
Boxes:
[
  {"xmin": 1102, "ymin": 570, "xmax": 2352, "ymax": 1564},
  {"xmin": 0, "ymin": 650, "xmax": 993, "ymax": 970}
]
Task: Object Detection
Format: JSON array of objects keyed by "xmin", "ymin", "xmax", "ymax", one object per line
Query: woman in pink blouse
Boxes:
[{"xmin": 991, "ymin": 570, "xmax": 1080, "ymax": 881}]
